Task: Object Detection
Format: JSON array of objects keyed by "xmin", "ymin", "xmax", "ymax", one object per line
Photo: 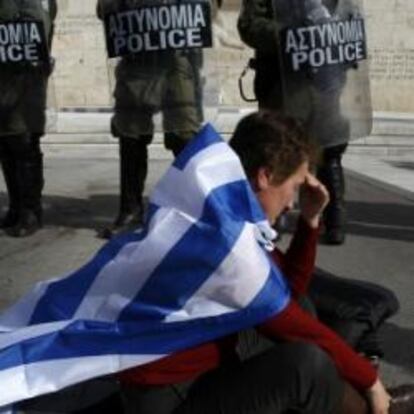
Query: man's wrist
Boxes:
[{"xmin": 301, "ymin": 214, "xmax": 321, "ymax": 229}]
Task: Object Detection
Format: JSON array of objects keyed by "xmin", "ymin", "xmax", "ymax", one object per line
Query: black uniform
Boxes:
[
  {"xmin": 97, "ymin": 0, "xmax": 205, "ymax": 238},
  {"xmin": 238, "ymin": 0, "xmax": 354, "ymax": 244},
  {"xmin": 0, "ymin": 0, "xmax": 57, "ymax": 237}
]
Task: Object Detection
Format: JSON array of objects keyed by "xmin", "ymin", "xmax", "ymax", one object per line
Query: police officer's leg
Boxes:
[
  {"xmin": 254, "ymin": 62, "xmax": 284, "ymax": 111},
  {"xmin": 164, "ymin": 132, "xmax": 190, "ymax": 158},
  {"xmin": 117, "ymin": 135, "xmax": 150, "ymax": 224},
  {"xmin": 30, "ymin": 133, "xmax": 44, "ymax": 205},
  {"xmin": 163, "ymin": 53, "xmax": 202, "ymax": 158},
  {"xmin": 104, "ymin": 56, "xmax": 158, "ymax": 239},
  {"xmin": 164, "ymin": 120, "xmax": 198, "ymax": 157},
  {"xmin": 0, "ymin": 136, "xmax": 20, "ymax": 228},
  {"xmin": 101, "ymin": 133, "xmax": 151, "ymax": 239},
  {"xmin": 317, "ymin": 144, "xmax": 348, "ymax": 245},
  {"xmin": 5, "ymin": 133, "xmax": 43, "ymax": 237}
]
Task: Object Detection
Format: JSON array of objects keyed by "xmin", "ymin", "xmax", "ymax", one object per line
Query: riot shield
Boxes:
[
  {"xmin": 272, "ymin": 0, "xmax": 372, "ymax": 147},
  {"xmin": 0, "ymin": 0, "xmax": 56, "ymax": 136},
  {"xmin": 45, "ymin": 69, "xmax": 58, "ymax": 133},
  {"xmin": 98, "ymin": 0, "xmax": 219, "ymax": 140}
]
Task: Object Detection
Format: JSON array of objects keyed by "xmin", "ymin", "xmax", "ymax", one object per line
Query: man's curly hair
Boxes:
[{"xmin": 229, "ymin": 111, "xmax": 319, "ymax": 185}]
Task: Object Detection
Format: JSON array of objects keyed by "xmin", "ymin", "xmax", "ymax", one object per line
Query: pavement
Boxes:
[{"xmin": 0, "ymin": 110, "xmax": 414, "ymax": 411}]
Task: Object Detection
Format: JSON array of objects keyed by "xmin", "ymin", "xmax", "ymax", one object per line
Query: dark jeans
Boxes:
[
  {"xmin": 310, "ymin": 268, "xmax": 400, "ymax": 357},
  {"xmin": 121, "ymin": 321, "xmax": 344, "ymax": 414}
]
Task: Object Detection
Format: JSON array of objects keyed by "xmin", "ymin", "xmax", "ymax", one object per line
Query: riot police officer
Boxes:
[
  {"xmin": 238, "ymin": 0, "xmax": 371, "ymax": 245},
  {"xmin": 97, "ymin": 0, "xmax": 211, "ymax": 238},
  {"xmin": 0, "ymin": 0, "xmax": 57, "ymax": 237}
]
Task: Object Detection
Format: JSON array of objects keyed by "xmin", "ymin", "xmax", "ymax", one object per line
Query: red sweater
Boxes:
[{"xmin": 119, "ymin": 218, "xmax": 377, "ymax": 391}]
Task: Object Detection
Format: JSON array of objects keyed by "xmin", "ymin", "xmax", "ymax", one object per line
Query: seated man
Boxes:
[{"xmin": 117, "ymin": 111, "xmax": 395, "ymax": 414}]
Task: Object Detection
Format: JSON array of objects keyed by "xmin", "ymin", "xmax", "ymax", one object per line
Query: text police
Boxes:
[
  {"xmin": 0, "ymin": 21, "xmax": 48, "ymax": 63},
  {"xmin": 104, "ymin": 1, "xmax": 212, "ymax": 58},
  {"xmin": 283, "ymin": 18, "xmax": 366, "ymax": 71}
]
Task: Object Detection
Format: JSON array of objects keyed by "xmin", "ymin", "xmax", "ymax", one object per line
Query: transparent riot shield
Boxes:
[
  {"xmin": 272, "ymin": 0, "xmax": 372, "ymax": 147},
  {"xmin": 97, "ymin": 0, "xmax": 219, "ymax": 140},
  {"xmin": 45, "ymin": 72, "xmax": 58, "ymax": 133}
]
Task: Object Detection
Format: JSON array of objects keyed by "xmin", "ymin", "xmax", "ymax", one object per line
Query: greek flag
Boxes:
[{"xmin": 0, "ymin": 124, "xmax": 290, "ymax": 409}]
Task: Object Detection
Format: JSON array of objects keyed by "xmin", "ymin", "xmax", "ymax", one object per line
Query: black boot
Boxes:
[
  {"xmin": 5, "ymin": 135, "xmax": 43, "ymax": 238},
  {"xmin": 101, "ymin": 137, "xmax": 149, "ymax": 239},
  {"xmin": 164, "ymin": 132, "xmax": 189, "ymax": 158},
  {"xmin": 0, "ymin": 150, "xmax": 20, "ymax": 229},
  {"xmin": 318, "ymin": 151, "xmax": 347, "ymax": 245}
]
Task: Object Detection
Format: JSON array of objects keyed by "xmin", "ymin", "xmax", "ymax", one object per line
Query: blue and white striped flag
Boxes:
[{"xmin": 0, "ymin": 123, "xmax": 290, "ymax": 409}]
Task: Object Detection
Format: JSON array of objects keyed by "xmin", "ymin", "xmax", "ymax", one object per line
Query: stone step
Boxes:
[
  {"xmin": 372, "ymin": 112, "xmax": 414, "ymax": 137},
  {"xmin": 43, "ymin": 110, "xmax": 414, "ymax": 150},
  {"xmin": 346, "ymin": 145, "xmax": 414, "ymax": 157},
  {"xmin": 41, "ymin": 142, "xmax": 414, "ymax": 160},
  {"xmin": 42, "ymin": 143, "xmax": 172, "ymax": 160},
  {"xmin": 43, "ymin": 133, "xmax": 414, "ymax": 147}
]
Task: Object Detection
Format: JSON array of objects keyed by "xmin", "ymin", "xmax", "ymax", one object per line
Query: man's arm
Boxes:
[
  {"xmin": 258, "ymin": 300, "xmax": 377, "ymax": 390},
  {"xmin": 272, "ymin": 217, "xmax": 319, "ymax": 297},
  {"xmin": 257, "ymin": 300, "xmax": 391, "ymax": 413},
  {"xmin": 272, "ymin": 173, "xmax": 329, "ymax": 297}
]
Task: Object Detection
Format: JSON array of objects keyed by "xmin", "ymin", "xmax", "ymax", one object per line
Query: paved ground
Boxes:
[{"xmin": 0, "ymin": 128, "xmax": 413, "ymax": 410}]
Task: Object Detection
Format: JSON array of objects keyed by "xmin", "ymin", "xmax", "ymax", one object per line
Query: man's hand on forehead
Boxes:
[{"xmin": 299, "ymin": 173, "xmax": 330, "ymax": 228}]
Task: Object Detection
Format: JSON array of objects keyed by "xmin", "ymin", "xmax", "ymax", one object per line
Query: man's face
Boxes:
[{"xmin": 255, "ymin": 161, "xmax": 309, "ymax": 224}]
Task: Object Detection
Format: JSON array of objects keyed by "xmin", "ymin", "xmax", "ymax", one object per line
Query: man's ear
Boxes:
[{"xmin": 256, "ymin": 167, "xmax": 271, "ymax": 191}]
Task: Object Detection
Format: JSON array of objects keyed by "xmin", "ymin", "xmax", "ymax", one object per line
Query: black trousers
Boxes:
[
  {"xmin": 310, "ymin": 268, "xmax": 399, "ymax": 357},
  {"xmin": 121, "ymin": 333, "xmax": 343, "ymax": 414},
  {"xmin": 0, "ymin": 133, "xmax": 43, "ymax": 214},
  {"xmin": 0, "ymin": 133, "xmax": 41, "ymax": 161}
]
